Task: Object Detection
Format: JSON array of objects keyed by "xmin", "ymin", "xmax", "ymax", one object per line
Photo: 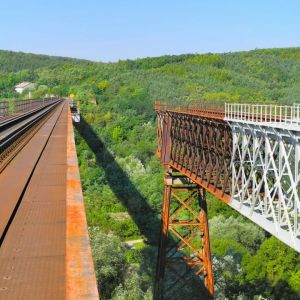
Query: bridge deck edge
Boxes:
[{"xmin": 66, "ymin": 106, "xmax": 99, "ymax": 299}]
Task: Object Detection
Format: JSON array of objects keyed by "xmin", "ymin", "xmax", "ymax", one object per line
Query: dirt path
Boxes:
[{"xmin": 124, "ymin": 239, "xmax": 144, "ymax": 244}]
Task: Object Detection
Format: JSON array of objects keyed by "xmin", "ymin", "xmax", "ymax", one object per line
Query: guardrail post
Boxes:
[{"xmin": 160, "ymin": 114, "xmax": 172, "ymax": 165}]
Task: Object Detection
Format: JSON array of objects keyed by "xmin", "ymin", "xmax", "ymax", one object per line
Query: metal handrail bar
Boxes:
[{"xmin": 225, "ymin": 103, "xmax": 300, "ymax": 125}]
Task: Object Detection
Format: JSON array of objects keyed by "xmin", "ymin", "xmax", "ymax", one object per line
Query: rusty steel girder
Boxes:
[{"xmin": 156, "ymin": 110, "xmax": 233, "ymax": 203}]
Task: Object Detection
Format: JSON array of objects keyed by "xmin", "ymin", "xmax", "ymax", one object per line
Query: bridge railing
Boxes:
[
  {"xmin": 0, "ymin": 101, "xmax": 9, "ymax": 116},
  {"xmin": 14, "ymin": 97, "xmax": 59, "ymax": 113},
  {"xmin": 225, "ymin": 103, "xmax": 300, "ymax": 126},
  {"xmin": 154, "ymin": 100, "xmax": 225, "ymax": 119},
  {"xmin": 0, "ymin": 97, "xmax": 59, "ymax": 117}
]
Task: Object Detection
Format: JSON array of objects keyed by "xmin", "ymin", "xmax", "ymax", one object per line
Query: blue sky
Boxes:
[{"xmin": 0, "ymin": 0, "xmax": 299, "ymax": 62}]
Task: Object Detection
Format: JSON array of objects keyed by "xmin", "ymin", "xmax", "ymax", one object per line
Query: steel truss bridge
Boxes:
[{"xmin": 154, "ymin": 101, "xmax": 300, "ymax": 299}]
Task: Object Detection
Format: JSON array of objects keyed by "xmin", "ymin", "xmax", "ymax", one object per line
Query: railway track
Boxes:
[
  {"xmin": 0, "ymin": 99, "xmax": 61, "ymax": 173},
  {"xmin": 0, "ymin": 100, "xmax": 62, "ymax": 245}
]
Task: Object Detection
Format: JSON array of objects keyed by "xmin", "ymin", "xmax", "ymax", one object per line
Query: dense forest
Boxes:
[{"xmin": 1, "ymin": 48, "xmax": 300, "ymax": 299}]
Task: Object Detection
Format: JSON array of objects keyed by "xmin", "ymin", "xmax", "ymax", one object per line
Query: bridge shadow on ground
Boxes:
[
  {"xmin": 75, "ymin": 116, "xmax": 212, "ymax": 300},
  {"xmin": 75, "ymin": 117, "xmax": 159, "ymax": 244}
]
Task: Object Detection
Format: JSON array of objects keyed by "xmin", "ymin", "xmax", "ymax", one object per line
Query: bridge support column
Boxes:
[{"xmin": 155, "ymin": 167, "xmax": 214, "ymax": 299}]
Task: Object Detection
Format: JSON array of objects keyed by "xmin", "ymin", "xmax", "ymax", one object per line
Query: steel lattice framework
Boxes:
[
  {"xmin": 154, "ymin": 101, "xmax": 300, "ymax": 299},
  {"xmin": 226, "ymin": 102, "xmax": 300, "ymax": 252},
  {"xmin": 229, "ymin": 121, "xmax": 300, "ymax": 251},
  {"xmin": 169, "ymin": 112, "xmax": 232, "ymax": 202},
  {"xmin": 154, "ymin": 170, "xmax": 214, "ymax": 299},
  {"xmin": 155, "ymin": 106, "xmax": 232, "ymax": 202}
]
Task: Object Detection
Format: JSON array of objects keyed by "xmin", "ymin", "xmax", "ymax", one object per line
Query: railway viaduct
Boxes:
[{"xmin": 0, "ymin": 98, "xmax": 299, "ymax": 299}]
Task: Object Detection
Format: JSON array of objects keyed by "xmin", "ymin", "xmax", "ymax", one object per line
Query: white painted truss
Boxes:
[{"xmin": 227, "ymin": 120, "xmax": 300, "ymax": 252}]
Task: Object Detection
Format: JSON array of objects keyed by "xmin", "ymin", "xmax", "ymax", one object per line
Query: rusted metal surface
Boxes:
[
  {"xmin": 155, "ymin": 101, "xmax": 233, "ymax": 299},
  {"xmin": 154, "ymin": 100, "xmax": 225, "ymax": 120},
  {"xmin": 156, "ymin": 108, "xmax": 232, "ymax": 203},
  {"xmin": 66, "ymin": 105, "xmax": 99, "ymax": 299},
  {"xmin": 155, "ymin": 168, "xmax": 214, "ymax": 299},
  {"xmin": 0, "ymin": 103, "xmax": 66, "ymax": 299},
  {"xmin": 0, "ymin": 103, "xmax": 64, "ymax": 241},
  {"xmin": 0, "ymin": 114, "xmax": 52, "ymax": 173},
  {"xmin": 0, "ymin": 101, "xmax": 60, "ymax": 158},
  {"xmin": 0, "ymin": 101, "xmax": 98, "ymax": 299}
]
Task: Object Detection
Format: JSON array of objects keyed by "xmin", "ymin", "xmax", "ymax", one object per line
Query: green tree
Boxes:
[
  {"xmin": 209, "ymin": 215, "xmax": 266, "ymax": 252},
  {"xmin": 90, "ymin": 230, "xmax": 128, "ymax": 299},
  {"xmin": 244, "ymin": 237, "xmax": 300, "ymax": 297}
]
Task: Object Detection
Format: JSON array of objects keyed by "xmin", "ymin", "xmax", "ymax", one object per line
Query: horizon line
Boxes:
[{"xmin": 1, "ymin": 46, "xmax": 300, "ymax": 64}]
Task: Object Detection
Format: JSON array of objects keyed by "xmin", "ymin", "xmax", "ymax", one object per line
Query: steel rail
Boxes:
[
  {"xmin": 0, "ymin": 99, "xmax": 60, "ymax": 130},
  {"xmin": 0, "ymin": 100, "xmax": 60, "ymax": 156},
  {"xmin": 0, "ymin": 102, "xmax": 60, "ymax": 174},
  {"xmin": 0, "ymin": 98, "xmax": 59, "ymax": 119}
]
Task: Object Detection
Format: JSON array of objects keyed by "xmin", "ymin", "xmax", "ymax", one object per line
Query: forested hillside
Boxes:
[
  {"xmin": 0, "ymin": 50, "xmax": 89, "ymax": 72},
  {"xmin": 1, "ymin": 48, "xmax": 300, "ymax": 299}
]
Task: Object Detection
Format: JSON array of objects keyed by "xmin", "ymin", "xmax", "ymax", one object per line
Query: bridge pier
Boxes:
[{"xmin": 155, "ymin": 167, "xmax": 214, "ymax": 299}]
